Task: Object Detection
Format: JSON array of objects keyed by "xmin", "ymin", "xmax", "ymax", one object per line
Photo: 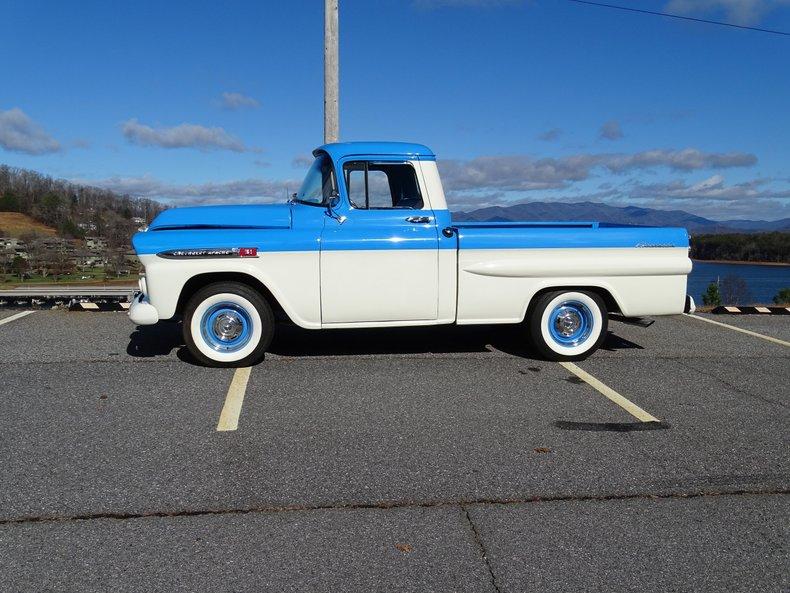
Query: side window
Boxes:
[
  {"xmin": 342, "ymin": 162, "xmax": 424, "ymax": 210},
  {"xmin": 345, "ymin": 165, "xmax": 365, "ymax": 209},
  {"xmin": 367, "ymin": 170, "xmax": 391, "ymax": 208}
]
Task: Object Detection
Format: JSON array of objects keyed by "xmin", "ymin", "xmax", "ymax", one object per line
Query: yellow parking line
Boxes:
[
  {"xmin": 684, "ymin": 313, "xmax": 790, "ymax": 347},
  {"xmin": 216, "ymin": 367, "xmax": 252, "ymax": 432},
  {"xmin": 0, "ymin": 311, "xmax": 35, "ymax": 326},
  {"xmin": 559, "ymin": 361, "xmax": 660, "ymax": 423}
]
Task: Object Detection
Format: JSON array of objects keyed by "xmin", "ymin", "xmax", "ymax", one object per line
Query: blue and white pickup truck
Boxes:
[{"xmin": 130, "ymin": 142, "xmax": 692, "ymax": 367}]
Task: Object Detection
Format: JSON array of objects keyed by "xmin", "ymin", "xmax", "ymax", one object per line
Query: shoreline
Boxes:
[{"xmin": 692, "ymin": 259, "xmax": 789, "ymax": 267}]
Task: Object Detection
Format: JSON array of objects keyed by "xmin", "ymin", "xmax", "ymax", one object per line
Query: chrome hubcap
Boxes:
[
  {"xmin": 554, "ymin": 308, "xmax": 582, "ymax": 337},
  {"xmin": 212, "ymin": 312, "xmax": 244, "ymax": 342},
  {"xmin": 200, "ymin": 302, "xmax": 253, "ymax": 353},
  {"xmin": 548, "ymin": 300, "xmax": 594, "ymax": 347}
]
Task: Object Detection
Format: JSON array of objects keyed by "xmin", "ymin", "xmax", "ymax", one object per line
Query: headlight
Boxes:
[{"xmin": 138, "ymin": 275, "xmax": 147, "ymax": 295}]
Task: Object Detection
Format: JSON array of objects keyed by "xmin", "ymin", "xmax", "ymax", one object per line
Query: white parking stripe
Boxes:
[
  {"xmin": 216, "ymin": 367, "xmax": 252, "ymax": 432},
  {"xmin": 0, "ymin": 311, "xmax": 35, "ymax": 326},
  {"xmin": 559, "ymin": 361, "xmax": 660, "ymax": 423},
  {"xmin": 684, "ymin": 313, "xmax": 790, "ymax": 348}
]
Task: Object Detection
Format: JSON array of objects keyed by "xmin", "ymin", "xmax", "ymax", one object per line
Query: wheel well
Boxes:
[
  {"xmin": 176, "ymin": 272, "xmax": 288, "ymax": 321},
  {"xmin": 525, "ymin": 285, "xmax": 621, "ymax": 320}
]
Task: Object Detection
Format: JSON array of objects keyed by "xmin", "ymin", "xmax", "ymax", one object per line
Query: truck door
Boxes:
[{"xmin": 320, "ymin": 160, "xmax": 440, "ymax": 324}]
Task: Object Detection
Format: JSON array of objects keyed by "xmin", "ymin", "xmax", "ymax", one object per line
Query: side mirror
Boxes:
[{"xmin": 325, "ymin": 192, "xmax": 346, "ymax": 224}]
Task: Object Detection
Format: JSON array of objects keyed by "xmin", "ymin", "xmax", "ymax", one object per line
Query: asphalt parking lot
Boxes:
[{"xmin": 0, "ymin": 310, "xmax": 788, "ymax": 592}]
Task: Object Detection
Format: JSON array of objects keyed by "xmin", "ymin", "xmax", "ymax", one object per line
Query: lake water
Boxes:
[{"xmin": 688, "ymin": 261, "xmax": 790, "ymax": 305}]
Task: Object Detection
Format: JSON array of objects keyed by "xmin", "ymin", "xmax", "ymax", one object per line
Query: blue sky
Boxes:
[{"xmin": 2, "ymin": 0, "xmax": 789, "ymax": 220}]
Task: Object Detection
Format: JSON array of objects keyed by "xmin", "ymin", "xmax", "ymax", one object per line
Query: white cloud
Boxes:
[
  {"xmin": 628, "ymin": 175, "xmax": 790, "ymax": 202},
  {"xmin": 75, "ymin": 146, "xmax": 779, "ymax": 220},
  {"xmin": 220, "ymin": 92, "xmax": 261, "ymax": 111},
  {"xmin": 446, "ymin": 175, "xmax": 790, "ymax": 220},
  {"xmin": 438, "ymin": 148, "xmax": 757, "ymax": 192},
  {"xmin": 76, "ymin": 174, "xmax": 297, "ymax": 204},
  {"xmin": 0, "ymin": 108, "xmax": 61, "ymax": 155},
  {"xmin": 665, "ymin": 0, "xmax": 790, "ymax": 26},
  {"xmin": 292, "ymin": 154, "xmax": 314, "ymax": 168},
  {"xmin": 599, "ymin": 120, "xmax": 623, "ymax": 141},
  {"xmin": 537, "ymin": 128, "xmax": 562, "ymax": 142},
  {"xmin": 605, "ymin": 149, "xmax": 757, "ymax": 172},
  {"xmin": 613, "ymin": 175, "xmax": 790, "ymax": 219},
  {"xmin": 121, "ymin": 119, "xmax": 252, "ymax": 152}
]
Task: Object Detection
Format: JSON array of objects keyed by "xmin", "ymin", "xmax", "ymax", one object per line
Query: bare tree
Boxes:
[{"xmin": 720, "ymin": 275, "xmax": 752, "ymax": 306}]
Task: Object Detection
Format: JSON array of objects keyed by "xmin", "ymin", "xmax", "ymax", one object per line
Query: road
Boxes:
[{"xmin": 0, "ymin": 310, "xmax": 787, "ymax": 592}]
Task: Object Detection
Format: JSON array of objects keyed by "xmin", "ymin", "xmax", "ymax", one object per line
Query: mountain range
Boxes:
[{"xmin": 452, "ymin": 202, "xmax": 790, "ymax": 234}]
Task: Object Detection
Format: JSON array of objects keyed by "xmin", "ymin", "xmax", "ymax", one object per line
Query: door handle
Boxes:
[{"xmin": 405, "ymin": 216, "xmax": 431, "ymax": 224}]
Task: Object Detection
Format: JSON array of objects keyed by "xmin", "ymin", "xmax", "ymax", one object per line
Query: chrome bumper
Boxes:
[
  {"xmin": 684, "ymin": 295, "xmax": 696, "ymax": 314},
  {"xmin": 128, "ymin": 292, "xmax": 159, "ymax": 325}
]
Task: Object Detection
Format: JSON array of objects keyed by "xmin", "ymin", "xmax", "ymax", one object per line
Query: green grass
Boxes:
[{"xmin": 1, "ymin": 268, "xmax": 137, "ymax": 286}]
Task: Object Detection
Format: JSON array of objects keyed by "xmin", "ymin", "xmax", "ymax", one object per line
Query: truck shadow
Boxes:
[
  {"xmin": 127, "ymin": 322, "xmax": 183, "ymax": 358},
  {"xmin": 599, "ymin": 333, "xmax": 645, "ymax": 351},
  {"xmin": 127, "ymin": 322, "xmax": 644, "ymax": 365},
  {"xmin": 267, "ymin": 323, "xmax": 526, "ymax": 358}
]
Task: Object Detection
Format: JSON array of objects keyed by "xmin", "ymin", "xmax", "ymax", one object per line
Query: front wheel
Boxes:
[
  {"xmin": 183, "ymin": 282, "xmax": 274, "ymax": 367},
  {"xmin": 527, "ymin": 290, "xmax": 607, "ymax": 361}
]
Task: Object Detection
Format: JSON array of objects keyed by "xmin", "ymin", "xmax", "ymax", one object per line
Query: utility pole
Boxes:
[{"xmin": 324, "ymin": 0, "xmax": 339, "ymax": 143}]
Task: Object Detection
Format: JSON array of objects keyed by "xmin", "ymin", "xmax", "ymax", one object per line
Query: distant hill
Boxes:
[
  {"xmin": 691, "ymin": 232, "xmax": 789, "ymax": 264},
  {"xmin": 452, "ymin": 201, "xmax": 790, "ymax": 234},
  {"xmin": 0, "ymin": 164, "xmax": 162, "ymax": 248},
  {"xmin": 0, "ymin": 212, "xmax": 57, "ymax": 238}
]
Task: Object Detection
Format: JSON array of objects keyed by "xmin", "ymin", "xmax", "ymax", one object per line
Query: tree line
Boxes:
[
  {"xmin": 0, "ymin": 164, "xmax": 162, "ymax": 248},
  {"xmin": 690, "ymin": 232, "xmax": 789, "ymax": 264}
]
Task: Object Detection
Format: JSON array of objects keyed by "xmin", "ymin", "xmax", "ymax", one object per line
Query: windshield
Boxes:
[{"xmin": 295, "ymin": 154, "xmax": 336, "ymax": 205}]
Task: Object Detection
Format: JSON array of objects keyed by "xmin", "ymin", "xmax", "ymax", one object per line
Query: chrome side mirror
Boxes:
[{"xmin": 326, "ymin": 192, "xmax": 346, "ymax": 224}]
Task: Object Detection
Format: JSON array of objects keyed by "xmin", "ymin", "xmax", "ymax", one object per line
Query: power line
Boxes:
[{"xmin": 567, "ymin": 0, "xmax": 790, "ymax": 36}]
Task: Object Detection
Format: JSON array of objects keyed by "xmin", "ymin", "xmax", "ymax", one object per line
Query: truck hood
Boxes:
[{"xmin": 147, "ymin": 204, "xmax": 291, "ymax": 231}]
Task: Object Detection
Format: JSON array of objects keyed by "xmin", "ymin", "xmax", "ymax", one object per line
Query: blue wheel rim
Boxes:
[
  {"xmin": 200, "ymin": 302, "xmax": 253, "ymax": 352},
  {"xmin": 547, "ymin": 300, "xmax": 594, "ymax": 347}
]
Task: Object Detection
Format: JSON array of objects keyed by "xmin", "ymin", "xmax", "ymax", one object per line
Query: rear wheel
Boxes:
[
  {"xmin": 183, "ymin": 282, "xmax": 274, "ymax": 367},
  {"xmin": 528, "ymin": 290, "xmax": 607, "ymax": 361}
]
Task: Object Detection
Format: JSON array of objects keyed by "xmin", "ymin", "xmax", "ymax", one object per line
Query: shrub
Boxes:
[
  {"xmin": 702, "ymin": 281, "xmax": 722, "ymax": 307},
  {"xmin": 774, "ymin": 287, "xmax": 790, "ymax": 305}
]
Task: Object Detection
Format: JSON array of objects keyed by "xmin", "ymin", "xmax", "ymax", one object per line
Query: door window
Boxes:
[{"xmin": 343, "ymin": 162, "xmax": 424, "ymax": 210}]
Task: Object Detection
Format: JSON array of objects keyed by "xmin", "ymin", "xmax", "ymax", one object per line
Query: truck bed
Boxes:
[
  {"xmin": 454, "ymin": 221, "xmax": 689, "ymax": 250},
  {"xmin": 452, "ymin": 220, "xmax": 692, "ymax": 322}
]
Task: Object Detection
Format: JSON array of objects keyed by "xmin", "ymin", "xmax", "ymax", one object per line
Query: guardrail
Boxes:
[
  {"xmin": 0, "ymin": 285, "xmax": 136, "ymax": 309},
  {"xmin": 0, "ymin": 286, "xmax": 135, "ymax": 298}
]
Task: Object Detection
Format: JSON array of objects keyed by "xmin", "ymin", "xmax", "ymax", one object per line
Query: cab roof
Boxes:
[{"xmin": 314, "ymin": 141, "xmax": 436, "ymax": 162}]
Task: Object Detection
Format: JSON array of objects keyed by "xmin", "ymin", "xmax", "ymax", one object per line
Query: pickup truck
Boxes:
[{"xmin": 130, "ymin": 141, "xmax": 692, "ymax": 367}]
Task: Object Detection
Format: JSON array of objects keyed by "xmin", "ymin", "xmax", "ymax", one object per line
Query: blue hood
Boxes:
[{"xmin": 148, "ymin": 204, "xmax": 292, "ymax": 231}]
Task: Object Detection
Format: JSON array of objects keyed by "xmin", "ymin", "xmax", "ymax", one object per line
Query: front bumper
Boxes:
[{"xmin": 128, "ymin": 292, "xmax": 160, "ymax": 325}]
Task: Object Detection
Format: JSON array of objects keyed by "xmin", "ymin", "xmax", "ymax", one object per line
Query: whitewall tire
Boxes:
[
  {"xmin": 183, "ymin": 282, "xmax": 274, "ymax": 367},
  {"xmin": 528, "ymin": 290, "xmax": 607, "ymax": 361}
]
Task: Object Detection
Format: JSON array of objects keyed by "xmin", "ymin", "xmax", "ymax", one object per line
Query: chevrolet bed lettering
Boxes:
[{"xmin": 129, "ymin": 142, "xmax": 692, "ymax": 367}]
